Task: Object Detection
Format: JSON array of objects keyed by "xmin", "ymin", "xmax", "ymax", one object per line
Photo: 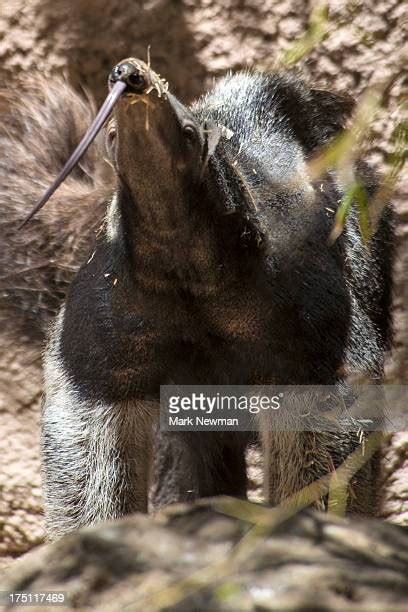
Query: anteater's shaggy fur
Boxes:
[
  {"xmin": 0, "ymin": 79, "xmax": 112, "ymax": 341},
  {"xmin": 0, "ymin": 68, "xmax": 394, "ymax": 538}
]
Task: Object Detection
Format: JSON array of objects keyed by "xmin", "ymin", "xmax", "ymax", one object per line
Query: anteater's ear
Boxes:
[
  {"xmin": 201, "ymin": 124, "xmax": 223, "ymax": 170},
  {"xmin": 307, "ymin": 88, "xmax": 355, "ymax": 144},
  {"xmin": 206, "ymin": 125, "xmax": 223, "ymax": 156}
]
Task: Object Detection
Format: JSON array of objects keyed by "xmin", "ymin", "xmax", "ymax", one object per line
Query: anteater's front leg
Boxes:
[
  {"xmin": 42, "ymin": 392, "xmax": 156, "ymax": 538},
  {"xmin": 261, "ymin": 387, "xmax": 382, "ymax": 516},
  {"xmin": 41, "ymin": 313, "xmax": 157, "ymax": 539},
  {"xmin": 42, "ymin": 394, "xmax": 156, "ymax": 538},
  {"xmin": 262, "ymin": 430, "xmax": 380, "ymax": 515}
]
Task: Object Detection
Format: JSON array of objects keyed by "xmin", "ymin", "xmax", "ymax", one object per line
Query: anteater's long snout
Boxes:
[{"xmin": 19, "ymin": 57, "xmax": 168, "ymax": 229}]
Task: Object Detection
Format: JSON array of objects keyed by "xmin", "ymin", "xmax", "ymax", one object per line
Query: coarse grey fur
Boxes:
[{"xmin": 42, "ymin": 308, "xmax": 157, "ymax": 536}]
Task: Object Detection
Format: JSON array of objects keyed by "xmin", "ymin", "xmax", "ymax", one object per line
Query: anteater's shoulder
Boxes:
[{"xmin": 192, "ymin": 69, "xmax": 355, "ymax": 153}]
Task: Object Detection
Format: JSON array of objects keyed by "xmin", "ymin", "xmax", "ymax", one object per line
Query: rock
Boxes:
[
  {"xmin": 2, "ymin": 498, "xmax": 408, "ymax": 611},
  {"xmin": 381, "ymin": 433, "xmax": 408, "ymax": 524},
  {"xmin": 0, "ymin": 334, "xmax": 44, "ymax": 570}
]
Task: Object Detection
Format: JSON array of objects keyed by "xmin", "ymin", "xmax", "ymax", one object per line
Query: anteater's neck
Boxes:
[{"xmin": 104, "ymin": 182, "xmax": 231, "ymax": 296}]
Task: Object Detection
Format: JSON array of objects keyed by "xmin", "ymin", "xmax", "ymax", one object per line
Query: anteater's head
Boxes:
[
  {"xmin": 105, "ymin": 58, "xmax": 221, "ymax": 226},
  {"xmin": 20, "ymin": 58, "xmax": 221, "ymax": 229}
]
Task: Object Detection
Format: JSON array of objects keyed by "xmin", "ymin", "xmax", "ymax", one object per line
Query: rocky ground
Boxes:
[{"xmin": 2, "ymin": 498, "xmax": 408, "ymax": 611}]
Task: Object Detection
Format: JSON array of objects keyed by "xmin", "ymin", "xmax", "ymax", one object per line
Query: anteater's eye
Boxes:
[
  {"xmin": 106, "ymin": 124, "xmax": 117, "ymax": 151},
  {"xmin": 127, "ymin": 73, "xmax": 146, "ymax": 92},
  {"xmin": 183, "ymin": 124, "xmax": 197, "ymax": 144}
]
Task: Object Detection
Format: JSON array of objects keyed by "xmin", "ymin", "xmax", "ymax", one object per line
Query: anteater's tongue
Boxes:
[{"xmin": 19, "ymin": 80, "xmax": 127, "ymax": 230}]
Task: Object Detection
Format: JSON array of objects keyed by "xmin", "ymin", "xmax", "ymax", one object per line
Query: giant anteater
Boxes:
[{"xmin": 1, "ymin": 59, "xmax": 393, "ymax": 537}]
